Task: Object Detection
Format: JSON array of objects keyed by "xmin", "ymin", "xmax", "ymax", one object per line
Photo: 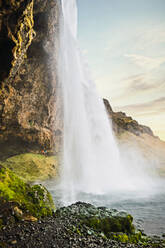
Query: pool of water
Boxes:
[{"xmin": 46, "ymin": 179, "xmax": 165, "ymax": 236}]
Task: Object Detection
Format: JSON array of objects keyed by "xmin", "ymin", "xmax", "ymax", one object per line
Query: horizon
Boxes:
[{"xmin": 77, "ymin": 0, "xmax": 165, "ymax": 141}]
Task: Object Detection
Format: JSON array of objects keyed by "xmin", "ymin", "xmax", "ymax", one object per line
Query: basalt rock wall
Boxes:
[{"xmin": 0, "ymin": 0, "xmax": 62, "ymax": 159}]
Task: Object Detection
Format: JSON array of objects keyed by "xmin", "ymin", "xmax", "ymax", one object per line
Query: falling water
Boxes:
[{"xmin": 57, "ymin": 0, "xmax": 158, "ymax": 205}]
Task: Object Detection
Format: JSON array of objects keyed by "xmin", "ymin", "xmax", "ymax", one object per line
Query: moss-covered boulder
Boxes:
[
  {"xmin": 84, "ymin": 213, "xmax": 134, "ymax": 235},
  {"xmin": 56, "ymin": 202, "xmax": 135, "ymax": 234},
  {"xmin": 1, "ymin": 153, "xmax": 58, "ymax": 183},
  {"xmin": 0, "ymin": 164, "xmax": 55, "ymax": 227},
  {"xmin": 55, "ymin": 202, "xmax": 142, "ymax": 243}
]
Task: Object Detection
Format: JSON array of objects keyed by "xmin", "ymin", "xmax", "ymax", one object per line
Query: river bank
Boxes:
[{"xmin": 0, "ymin": 202, "xmax": 165, "ymax": 248}]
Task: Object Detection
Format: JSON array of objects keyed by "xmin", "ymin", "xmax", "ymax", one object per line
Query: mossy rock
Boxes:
[
  {"xmin": 1, "ymin": 153, "xmax": 58, "ymax": 183},
  {"xmin": 108, "ymin": 231, "xmax": 142, "ymax": 244},
  {"xmin": 84, "ymin": 214, "xmax": 134, "ymax": 235},
  {"xmin": 56, "ymin": 202, "xmax": 150, "ymax": 245},
  {"xmin": 56, "ymin": 202, "xmax": 135, "ymax": 236},
  {"xmin": 0, "ymin": 165, "xmax": 55, "ymax": 219}
]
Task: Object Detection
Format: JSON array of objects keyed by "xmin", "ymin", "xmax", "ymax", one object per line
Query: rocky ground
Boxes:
[{"xmin": 0, "ymin": 202, "xmax": 165, "ymax": 248}]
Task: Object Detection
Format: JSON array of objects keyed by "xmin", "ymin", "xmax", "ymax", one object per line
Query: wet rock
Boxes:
[
  {"xmin": 56, "ymin": 202, "xmax": 136, "ymax": 240},
  {"xmin": 0, "ymin": 0, "xmax": 62, "ymax": 159},
  {"xmin": 0, "ymin": 201, "xmax": 164, "ymax": 248}
]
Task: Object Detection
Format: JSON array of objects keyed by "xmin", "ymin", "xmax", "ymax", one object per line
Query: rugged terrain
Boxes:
[
  {"xmin": 104, "ymin": 98, "xmax": 165, "ymax": 174},
  {"xmin": 0, "ymin": 0, "xmax": 164, "ymax": 177},
  {"xmin": 1, "ymin": 202, "xmax": 165, "ymax": 248},
  {"xmin": 0, "ymin": 1, "xmax": 165, "ymax": 247},
  {"xmin": 0, "ymin": 0, "xmax": 62, "ymax": 159},
  {"xmin": 103, "ymin": 99, "xmax": 154, "ymax": 137}
]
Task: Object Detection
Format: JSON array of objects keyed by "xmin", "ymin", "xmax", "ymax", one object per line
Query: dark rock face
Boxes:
[
  {"xmin": 103, "ymin": 99, "xmax": 154, "ymax": 137},
  {"xmin": 0, "ymin": 0, "xmax": 62, "ymax": 158}
]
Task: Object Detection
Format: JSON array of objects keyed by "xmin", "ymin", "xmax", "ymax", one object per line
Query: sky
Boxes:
[{"xmin": 77, "ymin": 0, "xmax": 165, "ymax": 141}]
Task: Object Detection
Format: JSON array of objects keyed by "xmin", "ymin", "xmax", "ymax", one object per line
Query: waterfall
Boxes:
[{"xmin": 57, "ymin": 0, "xmax": 156, "ymax": 205}]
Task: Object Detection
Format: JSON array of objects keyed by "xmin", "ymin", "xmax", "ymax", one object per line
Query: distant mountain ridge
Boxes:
[
  {"xmin": 103, "ymin": 98, "xmax": 154, "ymax": 137},
  {"xmin": 103, "ymin": 98, "xmax": 165, "ymax": 175}
]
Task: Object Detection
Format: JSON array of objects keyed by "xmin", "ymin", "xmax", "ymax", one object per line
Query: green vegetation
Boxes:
[
  {"xmin": 56, "ymin": 202, "xmax": 165, "ymax": 246},
  {"xmin": 0, "ymin": 165, "xmax": 55, "ymax": 218},
  {"xmin": 8, "ymin": 0, "xmax": 35, "ymax": 70},
  {"xmin": 84, "ymin": 214, "xmax": 135, "ymax": 235},
  {"xmin": 107, "ymin": 231, "xmax": 142, "ymax": 244},
  {"xmin": 1, "ymin": 153, "xmax": 58, "ymax": 183}
]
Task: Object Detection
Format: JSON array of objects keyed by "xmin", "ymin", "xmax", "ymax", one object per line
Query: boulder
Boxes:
[
  {"xmin": 0, "ymin": 164, "xmax": 55, "ymax": 229},
  {"xmin": 55, "ymin": 202, "xmax": 141, "ymax": 243}
]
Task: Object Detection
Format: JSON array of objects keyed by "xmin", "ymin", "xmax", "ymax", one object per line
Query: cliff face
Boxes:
[
  {"xmin": 0, "ymin": 0, "xmax": 62, "ymax": 158},
  {"xmin": 104, "ymin": 98, "xmax": 165, "ymax": 174},
  {"xmin": 103, "ymin": 99, "xmax": 153, "ymax": 137}
]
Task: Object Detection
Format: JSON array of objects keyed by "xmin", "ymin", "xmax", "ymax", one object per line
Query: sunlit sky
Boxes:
[{"xmin": 77, "ymin": 0, "xmax": 165, "ymax": 141}]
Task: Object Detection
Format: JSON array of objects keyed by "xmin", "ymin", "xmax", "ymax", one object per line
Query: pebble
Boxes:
[
  {"xmin": 0, "ymin": 203, "xmax": 164, "ymax": 248},
  {"xmin": 11, "ymin": 240, "xmax": 17, "ymax": 245}
]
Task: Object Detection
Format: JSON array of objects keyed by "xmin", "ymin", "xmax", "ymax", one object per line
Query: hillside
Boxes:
[{"xmin": 104, "ymin": 98, "xmax": 165, "ymax": 175}]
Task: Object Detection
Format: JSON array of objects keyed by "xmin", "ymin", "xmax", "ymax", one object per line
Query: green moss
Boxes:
[
  {"xmin": 0, "ymin": 218, "xmax": 3, "ymax": 230},
  {"xmin": 1, "ymin": 153, "xmax": 58, "ymax": 183},
  {"xmin": 0, "ymin": 165, "xmax": 55, "ymax": 218},
  {"xmin": 9, "ymin": 1, "xmax": 35, "ymax": 65},
  {"xmin": 129, "ymin": 231, "xmax": 142, "ymax": 243},
  {"xmin": 84, "ymin": 214, "xmax": 135, "ymax": 236},
  {"xmin": 108, "ymin": 232, "xmax": 142, "ymax": 244},
  {"xmin": 6, "ymin": 0, "xmax": 36, "ymax": 81},
  {"xmin": 110, "ymin": 233, "xmax": 129, "ymax": 243}
]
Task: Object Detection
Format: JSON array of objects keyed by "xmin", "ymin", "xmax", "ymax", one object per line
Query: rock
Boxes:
[
  {"xmin": 103, "ymin": 99, "xmax": 113, "ymax": 113},
  {"xmin": 0, "ymin": 164, "xmax": 55, "ymax": 225},
  {"xmin": 11, "ymin": 240, "xmax": 17, "ymax": 245},
  {"xmin": 0, "ymin": 201, "xmax": 164, "ymax": 248},
  {"xmin": 56, "ymin": 202, "xmax": 136, "ymax": 239},
  {"xmin": 103, "ymin": 98, "xmax": 154, "ymax": 137},
  {"xmin": 103, "ymin": 100, "xmax": 165, "ymax": 173},
  {"xmin": 13, "ymin": 206, "xmax": 23, "ymax": 218},
  {"xmin": 22, "ymin": 215, "xmax": 38, "ymax": 222},
  {"xmin": 0, "ymin": 0, "xmax": 62, "ymax": 159}
]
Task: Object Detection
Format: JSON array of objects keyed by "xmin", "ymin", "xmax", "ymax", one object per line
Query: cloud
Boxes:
[
  {"xmin": 123, "ymin": 74, "xmax": 165, "ymax": 92},
  {"xmin": 117, "ymin": 97, "xmax": 165, "ymax": 115},
  {"xmin": 125, "ymin": 54, "xmax": 165, "ymax": 71},
  {"xmin": 115, "ymin": 97, "xmax": 165, "ymax": 140},
  {"xmin": 103, "ymin": 22, "xmax": 165, "ymax": 81},
  {"xmin": 134, "ymin": 23, "xmax": 165, "ymax": 50}
]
